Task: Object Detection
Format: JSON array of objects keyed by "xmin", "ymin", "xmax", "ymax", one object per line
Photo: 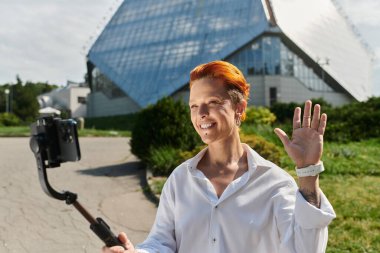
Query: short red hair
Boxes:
[{"xmin": 189, "ymin": 60, "xmax": 250, "ymax": 120}]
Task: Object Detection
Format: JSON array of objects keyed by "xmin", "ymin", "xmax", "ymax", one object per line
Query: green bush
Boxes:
[
  {"xmin": 146, "ymin": 146, "xmax": 182, "ymax": 176},
  {"xmin": 325, "ymin": 97, "xmax": 380, "ymax": 142},
  {"xmin": 244, "ymin": 106, "xmax": 276, "ymax": 125},
  {"xmin": 270, "ymin": 98, "xmax": 332, "ymax": 123},
  {"xmin": 269, "ymin": 97, "xmax": 380, "ymax": 142},
  {"xmin": 131, "ymin": 97, "xmax": 201, "ymax": 162},
  {"xmin": 0, "ymin": 113, "xmax": 21, "ymax": 126},
  {"xmin": 240, "ymin": 133, "xmax": 282, "ymax": 165}
]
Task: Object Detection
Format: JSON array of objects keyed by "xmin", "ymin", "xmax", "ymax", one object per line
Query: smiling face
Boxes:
[{"xmin": 189, "ymin": 77, "xmax": 241, "ymax": 145}]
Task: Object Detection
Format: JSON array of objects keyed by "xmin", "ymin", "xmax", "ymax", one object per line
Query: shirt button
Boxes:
[
  {"xmin": 213, "ymin": 238, "xmax": 217, "ymax": 243},
  {"xmin": 215, "ymin": 205, "xmax": 218, "ymax": 209}
]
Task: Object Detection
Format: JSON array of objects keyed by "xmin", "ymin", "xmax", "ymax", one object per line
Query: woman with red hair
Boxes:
[{"xmin": 104, "ymin": 61, "xmax": 335, "ymax": 253}]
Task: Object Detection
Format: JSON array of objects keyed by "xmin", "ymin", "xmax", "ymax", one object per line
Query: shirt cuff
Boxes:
[{"xmin": 294, "ymin": 189, "xmax": 336, "ymax": 229}]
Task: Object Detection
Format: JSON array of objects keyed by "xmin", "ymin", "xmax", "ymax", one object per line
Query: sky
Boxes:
[{"xmin": 0, "ymin": 0, "xmax": 379, "ymax": 96}]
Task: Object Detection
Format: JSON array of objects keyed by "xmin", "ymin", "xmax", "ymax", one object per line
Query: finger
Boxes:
[
  {"xmin": 102, "ymin": 245, "xmax": 125, "ymax": 253},
  {"xmin": 310, "ymin": 104, "xmax": 320, "ymax": 130},
  {"xmin": 293, "ymin": 107, "xmax": 301, "ymax": 130},
  {"xmin": 302, "ymin": 100, "xmax": 312, "ymax": 128},
  {"xmin": 274, "ymin": 128, "xmax": 291, "ymax": 147},
  {"xmin": 102, "ymin": 245, "xmax": 110, "ymax": 253},
  {"xmin": 318, "ymin": 113, "xmax": 327, "ymax": 135}
]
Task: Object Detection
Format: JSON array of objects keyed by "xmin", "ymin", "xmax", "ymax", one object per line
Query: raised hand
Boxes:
[{"xmin": 274, "ymin": 100, "xmax": 327, "ymax": 168}]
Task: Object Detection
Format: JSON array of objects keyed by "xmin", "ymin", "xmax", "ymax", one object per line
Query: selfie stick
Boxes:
[{"xmin": 30, "ymin": 121, "xmax": 125, "ymax": 249}]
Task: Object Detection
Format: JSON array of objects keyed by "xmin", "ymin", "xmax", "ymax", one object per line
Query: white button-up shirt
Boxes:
[{"xmin": 136, "ymin": 144, "xmax": 336, "ymax": 253}]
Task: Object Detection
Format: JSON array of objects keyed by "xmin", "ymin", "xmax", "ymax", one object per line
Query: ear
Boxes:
[{"xmin": 236, "ymin": 99, "xmax": 247, "ymax": 115}]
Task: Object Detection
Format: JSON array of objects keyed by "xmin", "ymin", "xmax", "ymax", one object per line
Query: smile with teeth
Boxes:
[{"xmin": 200, "ymin": 123, "xmax": 215, "ymax": 129}]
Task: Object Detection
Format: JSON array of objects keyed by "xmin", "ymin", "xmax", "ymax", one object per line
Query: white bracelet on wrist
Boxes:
[{"xmin": 295, "ymin": 161, "xmax": 325, "ymax": 177}]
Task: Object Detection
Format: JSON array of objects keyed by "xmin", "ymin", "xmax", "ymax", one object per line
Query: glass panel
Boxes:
[
  {"xmin": 227, "ymin": 35, "xmax": 333, "ymax": 92},
  {"xmin": 92, "ymin": 68, "xmax": 126, "ymax": 99},
  {"xmin": 88, "ymin": 0, "xmax": 269, "ymax": 107}
]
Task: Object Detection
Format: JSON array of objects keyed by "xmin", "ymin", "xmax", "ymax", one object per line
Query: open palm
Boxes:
[{"xmin": 274, "ymin": 100, "xmax": 327, "ymax": 168}]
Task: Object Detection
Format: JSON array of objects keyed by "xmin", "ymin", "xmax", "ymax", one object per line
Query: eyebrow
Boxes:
[{"xmin": 189, "ymin": 96, "xmax": 224, "ymax": 104}]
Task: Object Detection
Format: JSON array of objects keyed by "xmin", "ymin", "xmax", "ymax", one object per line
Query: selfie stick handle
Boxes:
[
  {"xmin": 31, "ymin": 135, "xmax": 125, "ymax": 249},
  {"xmin": 68, "ymin": 198, "xmax": 125, "ymax": 249}
]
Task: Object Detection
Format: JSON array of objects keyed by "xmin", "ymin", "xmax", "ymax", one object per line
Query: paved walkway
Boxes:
[{"xmin": 0, "ymin": 137, "xmax": 157, "ymax": 253}]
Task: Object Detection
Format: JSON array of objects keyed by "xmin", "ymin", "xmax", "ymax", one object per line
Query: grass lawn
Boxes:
[
  {"xmin": 323, "ymin": 175, "xmax": 380, "ymax": 252},
  {"xmin": 0, "ymin": 126, "xmax": 30, "ymax": 137},
  {"xmin": 0, "ymin": 126, "xmax": 131, "ymax": 137}
]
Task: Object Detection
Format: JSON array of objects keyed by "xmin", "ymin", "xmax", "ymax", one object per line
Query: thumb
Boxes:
[
  {"xmin": 119, "ymin": 232, "xmax": 135, "ymax": 251},
  {"xmin": 118, "ymin": 232, "xmax": 128, "ymax": 244},
  {"xmin": 274, "ymin": 128, "xmax": 290, "ymax": 147}
]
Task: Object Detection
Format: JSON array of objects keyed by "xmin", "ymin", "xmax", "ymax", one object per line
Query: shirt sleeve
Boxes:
[
  {"xmin": 135, "ymin": 177, "xmax": 177, "ymax": 253},
  {"xmin": 275, "ymin": 181, "xmax": 336, "ymax": 253}
]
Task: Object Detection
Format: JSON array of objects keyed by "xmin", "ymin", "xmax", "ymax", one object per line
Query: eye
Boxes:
[
  {"xmin": 209, "ymin": 100, "xmax": 221, "ymax": 105},
  {"xmin": 190, "ymin": 104, "xmax": 198, "ymax": 109}
]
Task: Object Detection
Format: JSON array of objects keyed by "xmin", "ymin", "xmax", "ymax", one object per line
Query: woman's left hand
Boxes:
[{"xmin": 274, "ymin": 100, "xmax": 327, "ymax": 168}]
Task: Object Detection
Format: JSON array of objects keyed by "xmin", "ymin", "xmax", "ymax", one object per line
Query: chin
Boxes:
[{"xmin": 199, "ymin": 134, "xmax": 221, "ymax": 145}]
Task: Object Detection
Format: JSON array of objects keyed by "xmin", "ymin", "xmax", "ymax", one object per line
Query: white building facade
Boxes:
[{"xmin": 38, "ymin": 81, "xmax": 90, "ymax": 118}]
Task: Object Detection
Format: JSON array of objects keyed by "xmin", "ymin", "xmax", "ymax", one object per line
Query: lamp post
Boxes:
[{"xmin": 4, "ymin": 89, "xmax": 10, "ymax": 113}]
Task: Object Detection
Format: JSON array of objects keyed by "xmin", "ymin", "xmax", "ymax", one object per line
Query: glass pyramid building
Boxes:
[{"xmin": 87, "ymin": 0, "xmax": 372, "ymax": 117}]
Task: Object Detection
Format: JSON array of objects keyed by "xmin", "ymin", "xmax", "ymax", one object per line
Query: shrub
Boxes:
[
  {"xmin": 240, "ymin": 133, "xmax": 282, "ymax": 165},
  {"xmin": 269, "ymin": 102, "xmax": 299, "ymax": 123},
  {"xmin": 244, "ymin": 106, "xmax": 276, "ymax": 125},
  {"xmin": 269, "ymin": 97, "xmax": 380, "ymax": 142},
  {"xmin": 146, "ymin": 146, "xmax": 182, "ymax": 176},
  {"xmin": 131, "ymin": 97, "xmax": 201, "ymax": 161},
  {"xmin": 325, "ymin": 97, "xmax": 380, "ymax": 142},
  {"xmin": 179, "ymin": 145, "xmax": 207, "ymax": 161},
  {"xmin": 0, "ymin": 113, "xmax": 21, "ymax": 126},
  {"xmin": 270, "ymin": 98, "xmax": 332, "ymax": 123}
]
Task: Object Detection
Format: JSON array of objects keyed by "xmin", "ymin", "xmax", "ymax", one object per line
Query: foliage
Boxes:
[
  {"xmin": 244, "ymin": 106, "xmax": 276, "ymax": 125},
  {"xmin": 0, "ymin": 77, "xmax": 58, "ymax": 124},
  {"xmin": 270, "ymin": 98, "xmax": 332, "ymax": 123},
  {"xmin": 241, "ymin": 123, "xmax": 287, "ymax": 147},
  {"xmin": 0, "ymin": 113, "xmax": 21, "ymax": 126},
  {"xmin": 321, "ymin": 138, "xmax": 380, "ymax": 176},
  {"xmin": 145, "ymin": 146, "xmax": 182, "ymax": 176},
  {"xmin": 131, "ymin": 97, "xmax": 201, "ymax": 161},
  {"xmin": 325, "ymin": 97, "xmax": 380, "ymax": 142},
  {"xmin": 85, "ymin": 113, "xmax": 138, "ymax": 131},
  {"xmin": 179, "ymin": 145, "xmax": 207, "ymax": 161},
  {"xmin": 240, "ymin": 133, "xmax": 282, "ymax": 165},
  {"xmin": 148, "ymin": 177, "xmax": 167, "ymax": 196},
  {"xmin": 269, "ymin": 97, "xmax": 380, "ymax": 142}
]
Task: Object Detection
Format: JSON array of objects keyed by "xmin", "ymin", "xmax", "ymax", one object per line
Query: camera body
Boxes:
[{"xmin": 30, "ymin": 116, "xmax": 81, "ymax": 168}]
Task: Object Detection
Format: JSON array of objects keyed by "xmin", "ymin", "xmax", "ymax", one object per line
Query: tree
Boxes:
[{"xmin": 1, "ymin": 76, "xmax": 59, "ymax": 123}]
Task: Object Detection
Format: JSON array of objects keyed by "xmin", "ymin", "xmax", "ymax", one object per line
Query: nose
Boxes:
[{"xmin": 198, "ymin": 104, "xmax": 209, "ymax": 118}]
